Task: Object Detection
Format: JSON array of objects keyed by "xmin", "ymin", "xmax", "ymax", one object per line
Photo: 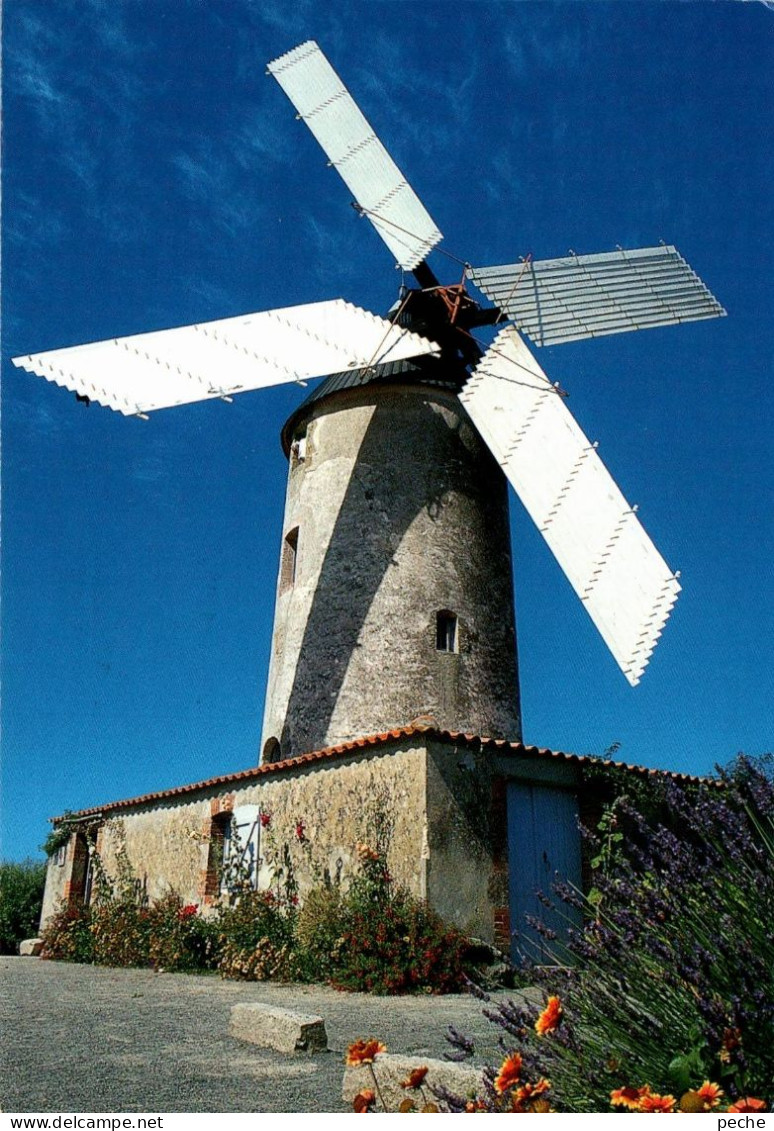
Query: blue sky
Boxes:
[{"xmin": 2, "ymin": 0, "xmax": 772, "ymax": 862}]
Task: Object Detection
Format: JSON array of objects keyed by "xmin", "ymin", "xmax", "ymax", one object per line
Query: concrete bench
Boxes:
[{"xmin": 229, "ymin": 1002, "xmax": 328, "ymax": 1054}]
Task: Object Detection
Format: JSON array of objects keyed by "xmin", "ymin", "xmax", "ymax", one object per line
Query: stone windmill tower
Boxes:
[
  {"xmin": 13, "ymin": 41, "xmax": 725, "ymax": 770},
  {"xmin": 259, "ymin": 337, "xmax": 523, "ymax": 761},
  {"xmin": 257, "ymin": 42, "xmax": 723, "ymax": 761}
]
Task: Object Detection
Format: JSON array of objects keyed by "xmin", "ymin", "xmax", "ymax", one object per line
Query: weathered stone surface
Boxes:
[
  {"xmin": 18, "ymin": 938, "xmax": 42, "ymax": 957},
  {"xmin": 262, "ymin": 383, "xmax": 522, "ymax": 760},
  {"xmin": 342, "ymin": 1053, "xmax": 483, "ymax": 1112},
  {"xmin": 229, "ymin": 1003, "xmax": 328, "ymax": 1054},
  {"xmin": 40, "ymin": 731, "xmax": 507, "ymax": 944}
]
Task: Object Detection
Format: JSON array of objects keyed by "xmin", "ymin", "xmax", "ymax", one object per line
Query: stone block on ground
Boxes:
[
  {"xmin": 229, "ymin": 1002, "xmax": 328, "ymax": 1054},
  {"xmin": 343, "ymin": 1053, "xmax": 482, "ymax": 1112},
  {"xmin": 19, "ymin": 939, "xmax": 42, "ymax": 957}
]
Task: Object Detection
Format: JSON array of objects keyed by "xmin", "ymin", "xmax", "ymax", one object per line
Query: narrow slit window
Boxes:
[
  {"xmin": 280, "ymin": 526, "xmax": 299, "ymax": 593},
  {"xmin": 436, "ymin": 610, "xmax": 458, "ymax": 653}
]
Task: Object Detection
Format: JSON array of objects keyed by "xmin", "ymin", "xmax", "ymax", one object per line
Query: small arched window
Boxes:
[
  {"xmin": 436, "ymin": 610, "xmax": 458, "ymax": 653},
  {"xmin": 291, "ymin": 427, "xmax": 307, "ymax": 466},
  {"xmin": 262, "ymin": 737, "xmax": 282, "ymax": 764},
  {"xmin": 280, "ymin": 526, "xmax": 299, "ymax": 593}
]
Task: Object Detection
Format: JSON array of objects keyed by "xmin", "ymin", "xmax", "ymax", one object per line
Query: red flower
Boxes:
[
  {"xmin": 259, "ymin": 811, "xmax": 272, "ymax": 828},
  {"xmin": 695, "ymin": 1081, "xmax": 724, "ymax": 1110},
  {"xmin": 493, "ymin": 1052, "xmax": 523, "ymax": 1094},
  {"xmin": 352, "ymin": 1089, "xmax": 375, "ymax": 1112},
  {"xmin": 401, "ymin": 1066, "xmax": 429, "ymax": 1089},
  {"xmin": 611, "ymin": 1085, "xmax": 649, "ymax": 1111},
  {"xmin": 177, "ymin": 903, "xmax": 198, "ymax": 921},
  {"xmin": 640, "ymin": 1092, "xmax": 677, "ymax": 1113},
  {"xmin": 346, "ymin": 1039, "xmax": 386, "ymax": 1066},
  {"xmin": 512, "ymin": 1079, "xmax": 551, "ymax": 1111},
  {"xmin": 720, "ymin": 1026, "xmax": 742, "ymax": 1063},
  {"xmin": 535, "ymin": 996, "xmax": 563, "ymax": 1036},
  {"xmin": 295, "ymin": 819, "xmax": 306, "ymax": 842},
  {"xmin": 728, "ymin": 1098, "xmax": 767, "ymax": 1113}
]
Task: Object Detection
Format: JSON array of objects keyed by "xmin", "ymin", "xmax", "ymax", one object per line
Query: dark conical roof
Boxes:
[{"xmin": 280, "ymin": 336, "xmax": 469, "ymax": 454}]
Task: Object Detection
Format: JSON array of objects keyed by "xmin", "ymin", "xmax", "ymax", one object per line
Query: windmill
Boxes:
[{"xmin": 12, "ymin": 41, "xmax": 725, "ymax": 761}]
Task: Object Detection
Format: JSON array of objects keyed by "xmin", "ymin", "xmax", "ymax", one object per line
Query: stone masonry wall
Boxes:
[
  {"xmin": 40, "ymin": 839, "xmax": 74, "ymax": 926},
  {"xmin": 424, "ymin": 739, "xmax": 501, "ymax": 943},
  {"xmin": 46, "ymin": 742, "xmax": 429, "ymax": 919},
  {"xmin": 261, "ymin": 382, "xmax": 522, "ymax": 760}
]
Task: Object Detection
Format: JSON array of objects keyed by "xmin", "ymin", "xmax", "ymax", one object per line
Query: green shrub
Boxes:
[
  {"xmin": 31, "ymin": 824, "xmax": 470, "ymax": 995},
  {"xmin": 0, "ymin": 859, "xmax": 46, "ymax": 954},
  {"xmin": 146, "ymin": 894, "xmax": 219, "ymax": 972},
  {"xmin": 39, "ymin": 903, "xmax": 94, "ymax": 963},
  {"xmin": 217, "ymin": 890, "xmax": 297, "ymax": 981},
  {"xmin": 328, "ymin": 845, "xmax": 467, "ymax": 995},
  {"xmin": 294, "ymin": 883, "xmax": 345, "ymax": 981},
  {"xmin": 333, "ymin": 892, "xmax": 466, "ymax": 995},
  {"xmin": 39, "ymin": 892, "xmax": 219, "ymax": 973},
  {"xmin": 40, "ymin": 819, "xmax": 74, "ymax": 860},
  {"xmin": 90, "ymin": 899, "xmax": 151, "ymax": 967}
]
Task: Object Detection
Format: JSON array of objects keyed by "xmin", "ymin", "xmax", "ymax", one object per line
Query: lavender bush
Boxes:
[{"xmin": 444, "ymin": 755, "xmax": 773, "ymax": 1113}]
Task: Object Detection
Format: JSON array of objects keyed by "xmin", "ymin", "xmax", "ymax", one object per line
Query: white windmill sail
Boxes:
[
  {"xmin": 12, "ymin": 298, "xmax": 440, "ymax": 416},
  {"xmin": 267, "ymin": 41, "xmax": 442, "ymax": 272},
  {"xmin": 460, "ymin": 326, "xmax": 681, "ymax": 685},
  {"xmin": 467, "ymin": 245, "xmax": 726, "ymax": 346}
]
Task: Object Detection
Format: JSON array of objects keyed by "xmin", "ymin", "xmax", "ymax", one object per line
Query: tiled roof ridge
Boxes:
[{"xmin": 51, "ymin": 724, "xmax": 715, "ymax": 822}]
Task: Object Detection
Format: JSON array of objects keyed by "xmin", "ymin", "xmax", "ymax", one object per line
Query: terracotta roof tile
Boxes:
[{"xmin": 53, "ymin": 725, "xmax": 715, "ymax": 822}]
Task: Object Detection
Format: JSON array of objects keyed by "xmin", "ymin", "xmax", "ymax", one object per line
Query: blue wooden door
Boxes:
[{"xmin": 507, "ymin": 781, "xmax": 583, "ymax": 964}]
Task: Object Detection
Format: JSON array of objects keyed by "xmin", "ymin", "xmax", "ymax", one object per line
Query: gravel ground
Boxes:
[{"xmin": 1, "ymin": 957, "xmax": 530, "ymax": 1113}]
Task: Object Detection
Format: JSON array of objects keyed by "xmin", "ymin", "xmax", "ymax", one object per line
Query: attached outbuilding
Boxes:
[{"xmin": 41, "ymin": 724, "xmax": 702, "ymax": 961}]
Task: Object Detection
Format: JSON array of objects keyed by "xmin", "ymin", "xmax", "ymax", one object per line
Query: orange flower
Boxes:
[
  {"xmin": 346, "ymin": 1039, "xmax": 386, "ymax": 1066},
  {"xmin": 640, "ymin": 1092, "xmax": 677, "ymax": 1113},
  {"xmin": 535, "ymin": 995, "xmax": 563, "ymax": 1036},
  {"xmin": 720, "ymin": 1027, "xmax": 743, "ymax": 1063},
  {"xmin": 696, "ymin": 1081, "xmax": 724, "ymax": 1109},
  {"xmin": 464, "ymin": 1099, "xmax": 487, "ymax": 1112},
  {"xmin": 511, "ymin": 1079, "xmax": 551, "ymax": 1111},
  {"xmin": 515, "ymin": 1079, "xmax": 551, "ymax": 1104},
  {"xmin": 611, "ymin": 1085, "xmax": 650, "ymax": 1111},
  {"xmin": 401, "ymin": 1066, "xmax": 429, "ymax": 1089},
  {"xmin": 493, "ymin": 1052, "xmax": 523, "ymax": 1094},
  {"xmin": 352, "ymin": 1088, "xmax": 376, "ymax": 1113},
  {"xmin": 728, "ymin": 1098, "xmax": 767, "ymax": 1113}
]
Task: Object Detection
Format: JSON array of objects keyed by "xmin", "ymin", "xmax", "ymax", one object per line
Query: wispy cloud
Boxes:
[
  {"xmin": 5, "ymin": 188, "xmax": 68, "ymax": 253},
  {"xmin": 170, "ymin": 137, "xmax": 266, "ymax": 240},
  {"xmin": 131, "ymin": 455, "xmax": 167, "ymax": 484},
  {"xmin": 503, "ymin": 14, "xmax": 585, "ymax": 76},
  {"xmin": 242, "ymin": 0, "xmax": 317, "ymax": 37},
  {"xmin": 6, "ymin": 3, "xmax": 150, "ymax": 220}
]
